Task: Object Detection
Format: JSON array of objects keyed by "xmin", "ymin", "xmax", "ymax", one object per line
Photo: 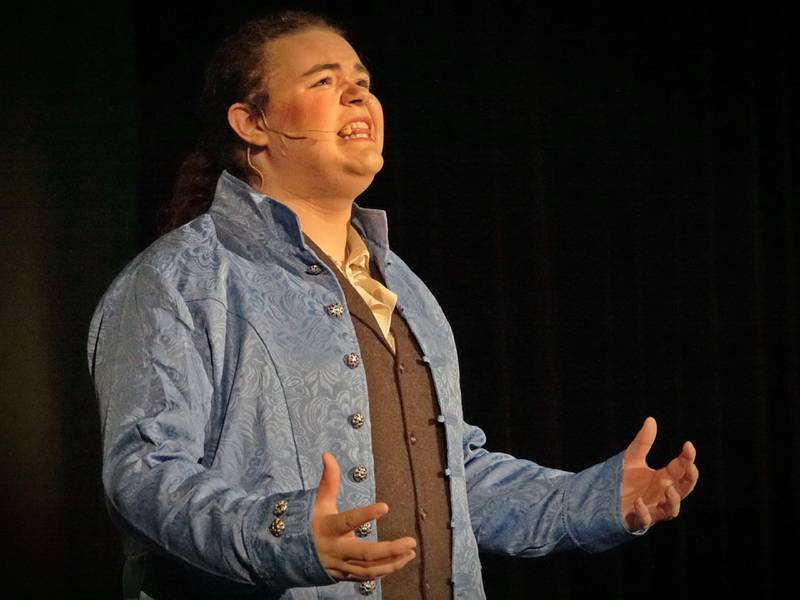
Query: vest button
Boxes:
[
  {"xmin": 355, "ymin": 521, "xmax": 372, "ymax": 537},
  {"xmin": 358, "ymin": 580, "xmax": 376, "ymax": 595},
  {"xmin": 352, "ymin": 465, "xmax": 368, "ymax": 482},
  {"xmin": 325, "ymin": 303, "xmax": 345, "ymax": 318},
  {"xmin": 398, "ymin": 363, "xmax": 406, "ymax": 374},
  {"xmin": 409, "ymin": 433, "xmax": 418, "ymax": 444},
  {"xmin": 306, "ymin": 264, "xmax": 323, "ymax": 275},
  {"xmin": 344, "ymin": 353, "xmax": 361, "ymax": 369},
  {"xmin": 350, "ymin": 412, "xmax": 365, "ymax": 429}
]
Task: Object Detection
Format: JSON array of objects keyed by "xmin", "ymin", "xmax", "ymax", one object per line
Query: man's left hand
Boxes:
[{"xmin": 621, "ymin": 416, "xmax": 699, "ymax": 531}]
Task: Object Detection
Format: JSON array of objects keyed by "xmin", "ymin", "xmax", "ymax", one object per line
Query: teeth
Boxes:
[
  {"xmin": 341, "ymin": 132, "xmax": 370, "ymax": 140},
  {"xmin": 339, "ymin": 121, "xmax": 370, "ymax": 136}
]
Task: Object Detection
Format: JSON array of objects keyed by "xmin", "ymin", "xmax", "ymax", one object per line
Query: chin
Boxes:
[
  {"xmin": 364, "ymin": 149, "xmax": 384, "ymax": 172},
  {"xmin": 343, "ymin": 153, "xmax": 384, "ymax": 178},
  {"xmin": 369, "ymin": 155, "xmax": 385, "ymax": 174}
]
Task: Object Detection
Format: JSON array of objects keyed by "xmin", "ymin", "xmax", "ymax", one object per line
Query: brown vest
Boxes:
[{"xmin": 306, "ymin": 238, "xmax": 453, "ymax": 599}]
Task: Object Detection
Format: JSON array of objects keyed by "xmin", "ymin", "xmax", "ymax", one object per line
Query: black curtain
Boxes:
[{"xmin": 2, "ymin": 1, "xmax": 795, "ymax": 597}]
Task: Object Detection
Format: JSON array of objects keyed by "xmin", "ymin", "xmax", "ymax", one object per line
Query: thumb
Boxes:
[
  {"xmin": 316, "ymin": 452, "xmax": 340, "ymax": 510},
  {"xmin": 625, "ymin": 416, "xmax": 657, "ymax": 464}
]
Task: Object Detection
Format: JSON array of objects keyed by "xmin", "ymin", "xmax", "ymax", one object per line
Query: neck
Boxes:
[
  {"xmin": 253, "ymin": 172, "xmax": 361, "ymax": 264},
  {"xmin": 274, "ymin": 193, "xmax": 352, "ymax": 264}
]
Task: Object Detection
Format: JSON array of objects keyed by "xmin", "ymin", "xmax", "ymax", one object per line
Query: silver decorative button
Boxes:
[
  {"xmin": 306, "ymin": 264, "xmax": 323, "ymax": 275},
  {"xmin": 344, "ymin": 353, "xmax": 361, "ymax": 369},
  {"xmin": 350, "ymin": 412, "xmax": 365, "ymax": 429},
  {"xmin": 358, "ymin": 580, "xmax": 376, "ymax": 595},
  {"xmin": 325, "ymin": 303, "xmax": 345, "ymax": 318},
  {"xmin": 355, "ymin": 521, "xmax": 372, "ymax": 537},
  {"xmin": 352, "ymin": 465, "xmax": 368, "ymax": 482},
  {"xmin": 273, "ymin": 499, "xmax": 288, "ymax": 516},
  {"xmin": 269, "ymin": 518, "xmax": 285, "ymax": 537}
]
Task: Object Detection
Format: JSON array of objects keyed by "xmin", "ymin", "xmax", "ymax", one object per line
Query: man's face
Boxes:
[{"xmin": 259, "ymin": 28, "xmax": 385, "ymax": 196}]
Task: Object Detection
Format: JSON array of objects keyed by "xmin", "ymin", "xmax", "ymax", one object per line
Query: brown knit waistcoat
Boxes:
[{"xmin": 306, "ymin": 238, "xmax": 453, "ymax": 599}]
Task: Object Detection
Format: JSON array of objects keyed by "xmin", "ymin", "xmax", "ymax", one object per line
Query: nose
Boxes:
[{"xmin": 341, "ymin": 80, "xmax": 370, "ymax": 106}]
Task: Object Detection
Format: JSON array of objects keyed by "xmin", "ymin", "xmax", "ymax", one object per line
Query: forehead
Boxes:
[{"xmin": 266, "ymin": 28, "xmax": 363, "ymax": 81}]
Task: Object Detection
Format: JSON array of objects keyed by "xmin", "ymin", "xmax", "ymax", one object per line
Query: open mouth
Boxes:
[{"xmin": 338, "ymin": 120, "xmax": 371, "ymax": 140}]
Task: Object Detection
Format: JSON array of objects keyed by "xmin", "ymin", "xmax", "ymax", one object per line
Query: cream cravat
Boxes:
[{"xmin": 335, "ymin": 225, "xmax": 398, "ymax": 353}]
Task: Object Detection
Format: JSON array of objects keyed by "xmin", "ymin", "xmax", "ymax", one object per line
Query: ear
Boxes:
[{"xmin": 227, "ymin": 102, "xmax": 270, "ymax": 146}]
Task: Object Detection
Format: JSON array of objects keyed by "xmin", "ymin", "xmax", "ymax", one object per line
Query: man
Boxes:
[{"xmin": 88, "ymin": 16, "xmax": 699, "ymax": 599}]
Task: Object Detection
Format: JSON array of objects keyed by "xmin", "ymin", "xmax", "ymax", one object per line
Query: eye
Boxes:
[{"xmin": 312, "ymin": 75, "xmax": 372, "ymax": 90}]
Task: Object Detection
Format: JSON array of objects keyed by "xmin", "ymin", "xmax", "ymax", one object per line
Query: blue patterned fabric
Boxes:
[{"xmin": 87, "ymin": 170, "xmax": 643, "ymax": 599}]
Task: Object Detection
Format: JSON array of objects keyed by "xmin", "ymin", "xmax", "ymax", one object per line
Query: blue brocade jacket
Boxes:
[{"xmin": 87, "ymin": 171, "xmax": 642, "ymax": 599}]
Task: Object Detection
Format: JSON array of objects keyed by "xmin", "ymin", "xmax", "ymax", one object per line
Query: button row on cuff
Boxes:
[
  {"xmin": 358, "ymin": 580, "xmax": 376, "ymax": 595},
  {"xmin": 269, "ymin": 499, "xmax": 290, "ymax": 537},
  {"xmin": 269, "ymin": 518, "xmax": 285, "ymax": 537}
]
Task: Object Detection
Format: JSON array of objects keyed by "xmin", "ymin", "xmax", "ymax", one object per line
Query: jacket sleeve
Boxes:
[
  {"xmin": 462, "ymin": 420, "xmax": 646, "ymax": 557},
  {"xmin": 87, "ymin": 264, "xmax": 337, "ymax": 590}
]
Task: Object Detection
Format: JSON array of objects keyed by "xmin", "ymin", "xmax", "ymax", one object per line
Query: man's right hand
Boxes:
[{"xmin": 311, "ymin": 452, "xmax": 417, "ymax": 581}]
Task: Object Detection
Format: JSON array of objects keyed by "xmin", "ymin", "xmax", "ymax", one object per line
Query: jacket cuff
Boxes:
[
  {"xmin": 244, "ymin": 487, "xmax": 338, "ymax": 588},
  {"xmin": 563, "ymin": 450, "xmax": 648, "ymax": 553}
]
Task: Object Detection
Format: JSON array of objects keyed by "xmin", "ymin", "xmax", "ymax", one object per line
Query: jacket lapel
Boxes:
[{"xmin": 304, "ymin": 236, "xmax": 395, "ymax": 356}]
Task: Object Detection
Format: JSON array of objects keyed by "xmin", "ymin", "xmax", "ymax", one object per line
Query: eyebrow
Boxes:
[{"xmin": 300, "ymin": 62, "xmax": 372, "ymax": 80}]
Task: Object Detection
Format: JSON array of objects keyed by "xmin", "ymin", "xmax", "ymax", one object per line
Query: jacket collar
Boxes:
[{"xmin": 208, "ymin": 170, "xmax": 391, "ymax": 263}]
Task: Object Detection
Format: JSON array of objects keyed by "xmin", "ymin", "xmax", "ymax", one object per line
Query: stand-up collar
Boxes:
[{"xmin": 208, "ymin": 170, "xmax": 390, "ymax": 258}]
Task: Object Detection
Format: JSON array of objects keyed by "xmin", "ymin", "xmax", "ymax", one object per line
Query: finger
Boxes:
[
  {"xmin": 681, "ymin": 440, "xmax": 697, "ymax": 463},
  {"xmin": 337, "ymin": 537, "xmax": 417, "ymax": 562},
  {"xmin": 661, "ymin": 485, "xmax": 681, "ymax": 519},
  {"xmin": 675, "ymin": 463, "xmax": 699, "ymax": 497},
  {"xmin": 346, "ymin": 550, "xmax": 417, "ymax": 570},
  {"xmin": 327, "ymin": 567, "xmax": 346, "ymax": 580},
  {"xmin": 625, "ymin": 416, "xmax": 657, "ymax": 464},
  {"xmin": 330, "ymin": 550, "xmax": 416, "ymax": 579},
  {"xmin": 327, "ymin": 503, "xmax": 390, "ymax": 536},
  {"xmin": 316, "ymin": 452, "xmax": 341, "ymax": 510},
  {"xmin": 634, "ymin": 497, "xmax": 653, "ymax": 529},
  {"xmin": 663, "ymin": 453, "xmax": 688, "ymax": 482},
  {"xmin": 342, "ymin": 572, "xmax": 375, "ymax": 582}
]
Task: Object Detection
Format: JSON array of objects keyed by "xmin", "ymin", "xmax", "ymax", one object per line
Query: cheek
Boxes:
[
  {"xmin": 271, "ymin": 97, "xmax": 330, "ymax": 130},
  {"xmin": 367, "ymin": 95, "xmax": 385, "ymax": 140}
]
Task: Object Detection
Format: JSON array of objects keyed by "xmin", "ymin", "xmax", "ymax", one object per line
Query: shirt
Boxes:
[
  {"xmin": 312, "ymin": 224, "xmax": 398, "ymax": 353},
  {"xmin": 87, "ymin": 170, "xmax": 644, "ymax": 600}
]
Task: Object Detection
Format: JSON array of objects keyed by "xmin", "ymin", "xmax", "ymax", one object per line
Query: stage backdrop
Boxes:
[{"xmin": 2, "ymin": 1, "xmax": 796, "ymax": 597}]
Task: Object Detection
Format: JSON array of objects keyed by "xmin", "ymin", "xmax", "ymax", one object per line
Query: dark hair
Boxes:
[{"xmin": 157, "ymin": 10, "xmax": 347, "ymax": 235}]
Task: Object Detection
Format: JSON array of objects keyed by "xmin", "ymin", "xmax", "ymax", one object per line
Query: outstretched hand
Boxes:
[
  {"xmin": 621, "ymin": 417, "xmax": 699, "ymax": 531},
  {"xmin": 311, "ymin": 452, "xmax": 417, "ymax": 581}
]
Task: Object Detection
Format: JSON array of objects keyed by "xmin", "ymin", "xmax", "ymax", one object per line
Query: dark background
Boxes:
[{"xmin": 2, "ymin": 0, "xmax": 796, "ymax": 597}]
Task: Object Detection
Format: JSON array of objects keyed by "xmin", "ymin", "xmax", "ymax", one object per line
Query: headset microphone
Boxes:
[
  {"xmin": 258, "ymin": 108, "xmax": 337, "ymax": 142},
  {"xmin": 257, "ymin": 97, "xmax": 377, "ymax": 144}
]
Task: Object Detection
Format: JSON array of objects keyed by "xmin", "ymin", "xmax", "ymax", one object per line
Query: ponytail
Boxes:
[{"xmin": 157, "ymin": 10, "xmax": 347, "ymax": 235}]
